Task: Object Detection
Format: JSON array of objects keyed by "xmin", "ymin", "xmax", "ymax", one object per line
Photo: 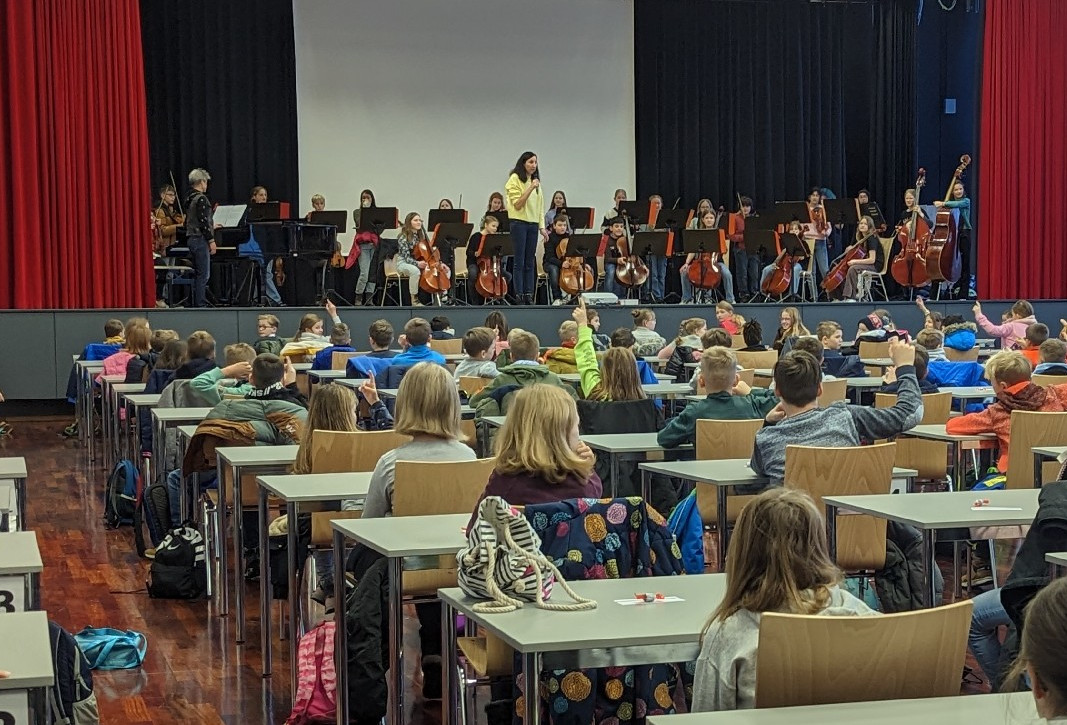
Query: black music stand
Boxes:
[
  {"xmin": 560, "ymin": 207, "xmax": 594, "ymax": 230},
  {"xmin": 308, "ymin": 210, "xmax": 347, "ymax": 233},
  {"xmin": 632, "ymin": 231, "xmax": 670, "ymax": 260},
  {"xmin": 743, "ymin": 228, "xmax": 778, "ymax": 263},
  {"xmin": 358, "ymin": 206, "xmax": 399, "ymax": 235},
  {"xmin": 823, "ymin": 198, "xmax": 859, "ymax": 225},
  {"xmin": 617, "ymin": 200, "xmax": 652, "ymax": 230},
  {"xmin": 485, "ymin": 210, "xmax": 510, "ymax": 233},
  {"xmin": 248, "ymin": 202, "xmax": 283, "ymax": 223},
  {"xmin": 428, "ymin": 209, "xmax": 468, "ymax": 228},
  {"xmin": 655, "ymin": 207, "xmax": 689, "ymax": 230},
  {"xmin": 431, "ymin": 222, "xmax": 474, "ymax": 256},
  {"xmin": 860, "ymin": 202, "xmax": 887, "ymax": 230},
  {"xmin": 564, "ymin": 233, "xmax": 602, "ymax": 266},
  {"xmin": 779, "ymin": 232, "xmax": 806, "ymax": 257},
  {"xmin": 774, "ymin": 201, "xmax": 812, "ymax": 225},
  {"xmin": 680, "ymin": 229, "xmax": 721, "ymax": 256},
  {"xmin": 745, "ymin": 212, "xmax": 776, "ymax": 231}
]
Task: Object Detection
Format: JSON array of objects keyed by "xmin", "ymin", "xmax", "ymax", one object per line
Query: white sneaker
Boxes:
[{"xmin": 552, "ymin": 299, "xmax": 564, "ymax": 306}]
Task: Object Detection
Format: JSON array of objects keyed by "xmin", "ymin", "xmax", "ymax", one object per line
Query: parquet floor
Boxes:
[{"xmin": 13, "ymin": 418, "xmax": 996, "ymax": 724}]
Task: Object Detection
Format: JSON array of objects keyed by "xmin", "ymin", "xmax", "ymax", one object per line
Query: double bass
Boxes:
[
  {"xmin": 557, "ymin": 237, "xmax": 595, "ymax": 296},
  {"xmin": 414, "ymin": 230, "xmax": 452, "ymax": 295},
  {"xmin": 891, "ymin": 169, "xmax": 931, "ymax": 287},
  {"xmin": 925, "ymin": 154, "xmax": 971, "ymax": 283}
]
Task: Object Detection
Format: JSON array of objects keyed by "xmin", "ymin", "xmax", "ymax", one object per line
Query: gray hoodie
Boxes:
[{"xmin": 692, "ymin": 586, "xmax": 878, "ymax": 712}]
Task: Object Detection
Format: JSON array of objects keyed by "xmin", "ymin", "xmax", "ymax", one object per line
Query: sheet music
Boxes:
[{"xmin": 214, "ymin": 204, "xmax": 247, "ymax": 228}]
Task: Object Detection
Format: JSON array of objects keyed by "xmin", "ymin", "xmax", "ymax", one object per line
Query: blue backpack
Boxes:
[
  {"xmin": 103, "ymin": 459, "xmax": 140, "ymax": 528},
  {"xmin": 667, "ymin": 490, "xmax": 705, "ymax": 574},
  {"xmin": 48, "ymin": 621, "xmax": 100, "ymax": 724},
  {"xmin": 73, "ymin": 627, "xmax": 147, "ymax": 670}
]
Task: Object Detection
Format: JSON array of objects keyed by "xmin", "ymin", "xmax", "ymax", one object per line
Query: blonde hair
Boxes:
[
  {"xmin": 294, "ymin": 313, "xmax": 322, "ymax": 341},
  {"xmin": 985, "ymin": 350, "xmax": 1032, "ymax": 386},
  {"xmin": 699, "ymin": 346, "xmax": 738, "ymax": 392},
  {"xmin": 493, "ymin": 385, "xmax": 593, "ymax": 484},
  {"xmin": 702, "ymin": 488, "xmax": 841, "ymax": 637},
  {"xmin": 394, "ymin": 363, "xmax": 464, "ymax": 440},
  {"xmin": 150, "ymin": 328, "xmax": 179, "ymax": 353},
  {"xmin": 125, "ymin": 323, "xmax": 152, "ymax": 356},
  {"xmin": 258, "ymin": 314, "xmax": 280, "ymax": 330},
  {"xmin": 292, "ymin": 385, "xmax": 358, "ymax": 475},
  {"xmin": 674, "ymin": 317, "xmax": 707, "ymax": 345},
  {"xmin": 310, "ymin": 194, "xmax": 325, "ymax": 205},
  {"xmin": 508, "ymin": 328, "xmax": 540, "ymax": 361},
  {"xmin": 558, "ymin": 320, "xmax": 578, "ymax": 343},
  {"xmin": 224, "ymin": 342, "xmax": 257, "ymax": 366},
  {"xmin": 716, "ymin": 301, "xmax": 745, "ymax": 328},
  {"xmin": 774, "ymin": 307, "xmax": 810, "ymax": 347},
  {"xmin": 631, "ymin": 308, "xmax": 655, "ymax": 327},
  {"xmin": 589, "ymin": 347, "xmax": 644, "ymax": 402}
]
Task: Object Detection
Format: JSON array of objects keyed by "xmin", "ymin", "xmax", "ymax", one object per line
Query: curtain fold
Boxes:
[
  {"xmin": 0, "ymin": 0, "xmax": 152, "ymax": 308},
  {"xmin": 978, "ymin": 0, "xmax": 1067, "ymax": 299}
]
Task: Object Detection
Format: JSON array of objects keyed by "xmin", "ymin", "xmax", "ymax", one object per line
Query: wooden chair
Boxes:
[
  {"xmin": 429, "ymin": 338, "xmax": 464, "ymax": 355},
  {"xmin": 730, "ymin": 334, "xmax": 746, "ymax": 348},
  {"xmin": 945, "ymin": 346, "xmax": 980, "ymax": 362},
  {"xmin": 1032, "ymin": 373, "xmax": 1065, "ymax": 388},
  {"xmin": 754, "ymin": 600, "xmax": 973, "ymax": 708},
  {"xmin": 817, "ymin": 378, "xmax": 847, "ymax": 407},
  {"xmin": 857, "ymin": 340, "xmax": 891, "ymax": 360},
  {"xmin": 1005, "ymin": 410, "xmax": 1067, "ymax": 488},
  {"xmin": 735, "ymin": 350, "xmax": 778, "ymax": 371},
  {"xmin": 308, "ymin": 429, "xmax": 412, "ymax": 473},
  {"xmin": 380, "ymin": 257, "xmax": 408, "ymax": 306},
  {"xmin": 694, "ymin": 419, "xmax": 764, "ymax": 530},
  {"xmin": 856, "ymin": 236, "xmax": 894, "ymax": 302},
  {"xmin": 875, "ymin": 392, "xmax": 952, "ymax": 483},
  {"xmin": 331, "ymin": 350, "xmax": 363, "ymax": 370},
  {"xmin": 784, "ymin": 443, "xmax": 896, "ymax": 572},
  {"xmin": 458, "ymin": 376, "xmax": 489, "ymax": 397}
]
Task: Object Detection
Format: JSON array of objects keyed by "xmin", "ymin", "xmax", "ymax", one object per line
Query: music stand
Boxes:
[
  {"xmin": 248, "ymin": 202, "xmax": 283, "ymax": 222},
  {"xmin": 744, "ymin": 228, "xmax": 779, "ymax": 258},
  {"xmin": 774, "ymin": 201, "xmax": 812, "ymax": 225},
  {"xmin": 617, "ymin": 200, "xmax": 652, "ymax": 228},
  {"xmin": 485, "ymin": 210, "xmax": 510, "ymax": 233},
  {"xmin": 631, "ymin": 231, "xmax": 670, "ymax": 259},
  {"xmin": 859, "ymin": 202, "xmax": 887, "ymax": 230},
  {"xmin": 428, "ymin": 209, "xmax": 467, "ymax": 228},
  {"xmin": 680, "ymin": 229, "xmax": 722, "ymax": 256},
  {"xmin": 744, "ymin": 212, "xmax": 776, "ymax": 231},
  {"xmin": 823, "ymin": 198, "xmax": 859, "ymax": 225},
  {"xmin": 655, "ymin": 207, "xmax": 689, "ymax": 230},
  {"xmin": 431, "ymin": 222, "xmax": 474, "ymax": 254},
  {"xmin": 358, "ymin": 207, "xmax": 399, "ymax": 235},
  {"xmin": 308, "ymin": 211, "xmax": 347, "ymax": 233},
  {"xmin": 563, "ymin": 233, "xmax": 602, "ymax": 261},
  {"xmin": 560, "ymin": 207, "xmax": 594, "ymax": 230}
]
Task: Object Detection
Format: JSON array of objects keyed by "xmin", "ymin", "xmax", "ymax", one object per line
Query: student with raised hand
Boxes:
[
  {"xmin": 573, "ymin": 298, "xmax": 646, "ymax": 403},
  {"xmin": 973, "ymin": 299, "xmax": 1037, "ymax": 351},
  {"xmin": 692, "ymin": 487, "xmax": 878, "ymax": 712}
]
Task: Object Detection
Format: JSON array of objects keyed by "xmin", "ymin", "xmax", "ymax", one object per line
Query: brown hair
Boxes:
[
  {"xmin": 150, "ymin": 329, "xmax": 179, "ymax": 353},
  {"xmin": 674, "ymin": 317, "xmax": 707, "ymax": 346},
  {"xmin": 486, "ymin": 191, "xmax": 504, "ymax": 211},
  {"xmin": 368, "ymin": 319, "xmax": 394, "ymax": 349},
  {"xmin": 631, "ymin": 308, "xmax": 655, "ymax": 327},
  {"xmin": 815, "ymin": 320, "xmax": 842, "ymax": 342},
  {"xmin": 773, "ymin": 350, "xmax": 822, "ymax": 406},
  {"xmin": 1004, "ymin": 578, "xmax": 1067, "ymax": 716},
  {"xmin": 715, "ymin": 301, "xmax": 744, "ymax": 329},
  {"xmin": 1026, "ymin": 323, "xmax": 1050, "ymax": 347},
  {"xmin": 224, "ymin": 343, "xmax": 257, "ymax": 366},
  {"xmin": 792, "ymin": 336, "xmax": 824, "ymax": 363},
  {"xmin": 187, "ymin": 331, "xmax": 216, "ymax": 360},
  {"xmin": 700, "ymin": 346, "xmax": 739, "ymax": 393},
  {"xmin": 330, "ymin": 322, "xmax": 352, "ymax": 346},
  {"xmin": 590, "ymin": 347, "xmax": 644, "ymax": 402},
  {"xmin": 462, "ymin": 327, "xmax": 497, "ymax": 357},
  {"xmin": 1012, "ymin": 299, "xmax": 1035, "ymax": 319},
  {"xmin": 400, "ymin": 211, "xmax": 426, "ymax": 242},
  {"xmin": 124, "ymin": 323, "xmax": 152, "ymax": 356},
  {"xmin": 508, "ymin": 329, "xmax": 540, "ymax": 362},
  {"xmin": 916, "ymin": 329, "xmax": 944, "ymax": 351},
  {"xmin": 484, "ymin": 311, "xmax": 509, "ymax": 341},
  {"xmin": 701, "ymin": 328, "xmax": 731, "ymax": 350},
  {"xmin": 251, "ymin": 353, "xmax": 285, "ymax": 388},
  {"xmin": 610, "ymin": 327, "xmax": 635, "ymax": 348},
  {"xmin": 404, "ymin": 318, "xmax": 432, "ymax": 347},
  {"xmin": 912, "ymin": 346, "xmax": 930, "ymax": 381},
  {"xmin": 104, "ymin": 318, "xmax": 124, "ymax": 338},
  {"xmin": 985, "ymin": 350, "xmax": 1033, "ymax": 386},
  {"xmin": 156, "ymin": 339, "xmax": 188, "ymax": 370},
  {"xmin": 292, "ymin": 384, "xmax": 358, "ymax": 475},
  {"xmin": 394, "ymin": 363, "xmax": 464, "ymax": 440},
  {"xmin": 493, "ymin": 385, "xmax": 593, "ymax": 484},
  {"xmin": 294, "ymin": 314, "xmax": 322, "ymax": 341},
  {"xmin": 1040, "ymin": 338, "xmax": 1067, "ymax": 364}
]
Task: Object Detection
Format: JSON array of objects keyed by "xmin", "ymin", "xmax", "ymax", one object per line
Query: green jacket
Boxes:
[
  {"xmin": 470, "ymin": 363, "xmax": 577, "ymax": 418},
  {"xmin": 575, "ymin": 325, "xmax": 606, "ymax": 399},
  {"xmin": 204, "ymin": 397, "xmax": 308, "ymax": 444},
  {"xmin": 657, "ymin": 389, "xmax": 779, "ymax": 448},
  {"xmin": 543, "ymin": 346, "xmax": 578, "ymax": 374},
  {"xmin": 190, "ymin": 367, "xmax": 254, "ymax": 407}
]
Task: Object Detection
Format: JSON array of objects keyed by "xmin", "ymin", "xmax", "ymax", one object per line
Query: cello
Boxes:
[
  {"xmin": 891, "ymin": 169, "xmax": 931, "ymax": 287},
  {"xmin": 614, "ymin": 221, "xmax": 649, "ymax": 289},
  {"xmin": 415, "ymin": 227, "xmax": 452, "ymax": 296},
  {"xmin": 761, "ymin": 221, "xmax": 802, "ymax": 297},
  {"xmin": 925, "ymin": 154, "xmax": 970, "ymax": 283},
  {"xmin": 821, "ymin": 235, "xmax": 868, "ymax": 294},
  {"xmin": 557, "ymin": 236, "xmax": 595, "ymax": 297},
  {"xmin": 686, "ymin": 210, "xmax": 722, "ymax": 291},
  {"xmin": 474, "ymin": 230, "xmax": 508, "ymax": 300}
]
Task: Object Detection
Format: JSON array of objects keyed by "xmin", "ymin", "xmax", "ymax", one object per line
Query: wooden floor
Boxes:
[{"xmin": 15, "ymin": 418, "xmax": 996, "ymax": 724}]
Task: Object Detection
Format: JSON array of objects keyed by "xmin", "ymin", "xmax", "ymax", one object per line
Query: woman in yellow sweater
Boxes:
[{"xmin": 504, "ymin": 151, "xmax": 545, "ymax": 305}]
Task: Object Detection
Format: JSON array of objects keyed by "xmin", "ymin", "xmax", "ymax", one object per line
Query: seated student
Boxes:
[
  {"xmin": 430, "ymin": 316, "xmax": 455, "ymax": 340},
  {"xmin": 815, "ymin": 321, "xmax": 866, "ymax": 378},
  {"xmin": 659, "ymin": 347, "xmax": 778, "ymax": 448},
  {"xmin": 679, "ymin": 209, "xmax": 734, "ymax": 303},
  {"xmin": 750, "ymin": 342, "xmax": 921, "ymax": 486},
  {"xmin": 171, "ymin": 331, "xmax": 218, "ymax": 383},
  {"xmin": 773, "ymin": 307, "xmax": 810, "ymax": 353},
  {"xmin": 281, "ymin": 300, "xmax": 344, "ymax": 358},
  {"xmin": 348, "ymin": 362, "xmax": 474, "ymax": 699},
  {"xmin": 470, "ymin": 328, "xmax": 577, "ymax": 419},
  {"xmin": 609, "ymin": 327, "xmax": 659, "ymax": 386},
  {"xmin": 1035, "ymin": 338, "xmax": 1067, "ymax": 376},
  {"xmin": 942, "ymin": 314, "xmax": 978, "ymax": 352},
  {"xmin": 597, "ymin": 216, "xmax": 627, "ymax": 298},
  {"xmin": 946, "ymin": 351, "xmax": 1067, "ymax": 472},
  {"xmin": 585, "ymin": 306, "xmax": 611, "ymax": 351},
  {"xmin": 391, "ymin": 317, "xmax": 447, "ymax": 367},
  {"xmin": 856, "ymin": 309, "xmax": 909, "ymax": 344},
  {"xmin": 630, "ymin": 308, "xmax": 667, "ymax": 357},
  {"xmin": 98, "ymin": 317, "xmax": 150, "ymax": 381},
  {"xmin": 453, "ymin": 327, "xmax": 501, "ymax": 381},
  {"xmin": 1005, "ymin": 579, "xmax": 1067, "ymax": 720},
  {"xmin": 915, "ymin": 297, "xmax": 943, "ymax": 331},
  {"xmin": 466, "ymin": 215, "xmax": 513, "ymax": 305},
  {"xmin": 190, "ymin": 343, "xmax": 258, "ymax": 405},
  {"xmin": 484, "ymin": 311, "xmax": 510, "ymax": 363},
  {"xmin": 468, "ymin": 384, "xmax": 601, "ymax": 532},
  {"xmin": 737, "ymin": 320, "xmax": 768, "ymax": 352},
  {"xmin": 62, "ymin": 318, "xmax": 126, "ymax": 437},
  {"xmin": 659, "ymin": 317, "xmax": 707, "ymax": 382},
  {"xmin": 758, "ymin": 220, "xmax": 806, "ymax": 298},
  {"xmin": 715, "ymin": 301, "xmax": 744, "ymax": 335},
  {"xmin": 882, "ymin": 346, "xmax": 938, "ymax": 394},
  {"xmin": 973, "ymin": 299, "xmax": 1037, "ymax": 351},
  {"xmin": 126, "ymin": 329, "xmax": 178, "ymax": 384},
  {"xmin": 574, "ymin": 299, "xmax": 647, "ymax": 402},
  {"xmin": 1020, "ymin": 323, "xmax": 1049, "ymax": 367},
  {"xmin": 687, "ymin": 329, "xmax": 733, "ymax": 393},
  {"xmin": 692, "ymin": 487, "xmax": 879, "ymax": 712},
  {"xmin": 916, "ymin": 329, "xmax": 947, "ymax": 361},
  {"xmin": 543, "ymin": 213, "xmax": 572, "ymax": 303},
  {"xmin": 791, "ymin": 337, "xmax": 837, "ymax": 381},
  {"xmin": 311, "ymin": 323, "xmax": 356, "ymax": 370},
  {"xmin": 139, "ymin": 338, "xmax": 188, "ymax": 453},
  {"xmin": 542, "ymin": 320, "xmax": 579, "ymax": 374},
  {"xmin": 366, "ymin": 319, "xmax": 398, "ymax": 359},
  {"xmin": 253, "ymin": 314, "xmax": 283, "ymax": 356}
]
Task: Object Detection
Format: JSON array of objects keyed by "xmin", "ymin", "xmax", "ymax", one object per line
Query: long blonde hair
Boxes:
[
  {"xmin": 292, "ymin": 385, "xmax": 358, "ymax": 474},
  {"xmin": 494, "ymin": 385, "xmax": 592, "ymax": 484},
  {"xmin": 774, "ymin": 306, "xmax": 810, "ymax": 347},
  {"xmin": 674, "ymin": 317, "xmax": 707, "ymax": 346},
  {"xmin": 702, "ymin": 488, "xmax": 842, "ymax": 637},
  {"xmin": 589, "ymin": 347, "xmax": 644, "ymax": 402},
  {"xmin": 395, "ymin": 362, "xmax": 464, "ymax": 440},
  {"xmin": 1004, "ymin": 578, "xmax": 1067, "ymax": 715}
]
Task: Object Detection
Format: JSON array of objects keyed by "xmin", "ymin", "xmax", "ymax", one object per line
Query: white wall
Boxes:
[{"xmin": 294, "ymin": 0, "xmax": 635, "ymax": 230}]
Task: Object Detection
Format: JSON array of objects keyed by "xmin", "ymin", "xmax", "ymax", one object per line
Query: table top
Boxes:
[
  {"xmin": 306, "ymin": 369, "xmax": 348, "ymax": 380},
  {"xmin": 483, "ymin": 416, "xmax": 506, "ymax": 429},
  {"xmin": 0, "ymin": 457, "xmax": 27, "ymax": 479},
  {"xmin": 111, "ymin": 382, "xmax": 146, "ymax": 394},
  {"xmin": 215, "ymin": 445, "xmax": 299, "ymax": 467},
  {"xmin": 1047, "ymin": 551, "xmax": 1067, "ymax": 567},
  {"xmin": 902, "ymin": 423, "xmax": 996, "ymax": 443},
  {"xmin": 332, "ymin": 513, "xmax": 469, "ymax": 557},
  {"xmin": 177, "ymin": 425, "xmax": 198, "ymax": 442},
  {"xmin": 1033, "ymin": 445, "xmax": 1067, "ymax": 461},
  {"xmin": 0, "ymin": 611, "xmax": 54, "ymax": 690},
  {"xmin": 581, "ymin": 432, "xmax": 692, "ymax": 454},
  {"xmin": 151, "ymin": 407, "xmax": 212, "ymax": 423},
  {"xmin": 845, "ymin": 377, "xmax": 884, "ymax": 388},
  {"xmin": 825, "ymin": 488, "xmax": 1039, "ymax": 529},
  {"xmin": 642, "ymin": 383, "xmax": 695, "ymax": 397},
  {"xmin": 257, "ymin": 471, "xmax": 373, "ymax": 502},
  {"xmin": 639, "ymin": 459, "xmax": 917, "ymax": 486},
  {"xmin": 859, "ymin": 357, "xmax": 893, "ymax": 367},
  {"xmin": 940, "ymin": 386, "xmax": 995, "ymax": 400},
  {"xmin": 75, "ymin": 359, "xmax": 105, "ymax": 371},
  {"xmin": 124, "ymin": 393, "xmax": 162, "ymax": 407},
  {"xmin": 100, "ymin": 374, "xmax": 126, "ymax": 384},
  {"xmin": 440, "ymin": 574, "xmax": 726, "ymax": 653},
  {"xmin": 291, "ymin": 362, "xmax": 312, "ymax": 371},
  {"xmin": 563, "ymin": 372, "xmax": 671, "ymax": 383},
  {"xmin": 646, "ymin": 692, "xmax": 1034, "ymax": 725},
  {"xmin": 0, "ymin": 531, "xmax": 43, "ymax": 575}
]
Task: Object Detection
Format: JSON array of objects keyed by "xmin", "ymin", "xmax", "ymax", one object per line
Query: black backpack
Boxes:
[
  {"xmin": 48, "ymin": 620, "xmax": 100, "ymax": 725},
  {"xmin": 133, "ymin": 480, "xmax": 172, "ymax": 557},
  {"xmin": 147, "ymin": 523, "xmax": 207, "ymax": 599},
  {"xmin": 103, "ymin": 459, "xmax": 140, "ymax": 528}
]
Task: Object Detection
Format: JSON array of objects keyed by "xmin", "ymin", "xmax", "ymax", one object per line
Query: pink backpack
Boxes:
[{"xmin": 286, "ymin": 620, "xmax": 336, "ymax": 724}]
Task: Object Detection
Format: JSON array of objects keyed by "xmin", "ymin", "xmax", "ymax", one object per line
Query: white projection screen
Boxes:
[{"xmin": 293, "ymin": 0, "xmax": 635, "ymax": 229}]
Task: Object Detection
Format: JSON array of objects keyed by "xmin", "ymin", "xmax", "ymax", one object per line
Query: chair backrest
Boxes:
[
  {"xmin": 458, "ymin": 375, "xmax": 489, "ymax": 397},
  {"xmin": 857, "ymin": 340, "xmax": 891, "ymax": 359},
  {"xmin": 784, "ymin": 443, "xmax": 896, "ymax": 571},
  {"xmin": 735, "ymin": 350, "xmax": 778, "ymax": 371},
  {"xmin": 383, "ymin": 257, "xmax": 401, "ymax": 277},
  {"xmin": 577, "ymin": 398, "xmax": 660, "ymax": 436},
  {"xmin": 817, "ymin": 378, "xmax": 847, "ymax": 407},
  {"xmin": 945, "ymin": 346, "xmax": 980, "ymax": 362},
  {"xmin": 1032, "ymin": 373, "xmax": 1063, "ymax": 388},
  {"xmin": 875, "ymin": 392, "xmax": 953, "ymax": 480},
  {"xmin": 392, "ymin": 457, "xmax": 496, "ymax": 517},
  {"xmin": 874, "ymin": 237, "xmax": 893, "ymax": 274},
  {"xmin": 694, "ymin": 418, "xmax": 764, "ymax": 526},
  {"xmin": 754, "ymin": 600, "xmax": 973, "ymax": 708},
  {"xmin": 332, "ymin": 350, "xmax": 363, "ymax": 370},
  {"xmin": 875, "ymin": 391, "xmax": 952, "ymax": 425},
  {"xmin": 453, "ymin": 246, "xmax": 468, "ymax": 275},
  {"xmin": 1006, "ymin": 410, "xmax": 1067, "ymax": 488},
  {"xmin": 730, "ymin": 334, "xmax": 746, "ymax": 348},
  {"xmin": 429, "ymin": 338, "xmax": 464, "ymax": 355},
  {"xmin": 309, "ymin": 429, "xmax": 412, "ymax": 473}
]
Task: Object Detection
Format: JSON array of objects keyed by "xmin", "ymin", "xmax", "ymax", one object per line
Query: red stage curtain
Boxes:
[
  {"xmin": 979, "ymin": 0, "xmax": 1067, "ymax": 300},
  {"xmin": 0, "ymin": 0, "xmax": 152, "ymax": 309}
]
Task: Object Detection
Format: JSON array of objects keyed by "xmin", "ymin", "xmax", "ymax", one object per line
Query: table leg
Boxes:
[
  {"xmin": 100, "ymin": 382, "xmax": 110, "ymax": 470},
  {"xmin": 234, "ymin": 464, "xmax": 247, "ymax": 643},
  {"xmin": 287, "ymin": 501, "xmax": 300, "ymax": 696},
  {"xmin": 640, "ymin": 467, "xmax": 650, "ymax": 503},
  {"xmin": 16, "ymin": 478, "xmax": 26, "ymax": 532},
  {"xmin": 825, "ymin": 503, "xmax": 838, "ymax": 562},
  {"xmin": 1034, "ymin": 451, "xmax": 1044, "ymax": 489},
  {"xmin": 259, "ymin": 488, "xmax": 272, "ymax": 677},
  {"xmin": 717, "ymin": 485, "xmax": 728, "ymax": 571},
  {"xmin": 442, "ymin": 600, "xmax": 458, "ymax": 725},
  {"xmin": 523, "ymin": 651, "xmax": 541, "ymax": 725},
  {"xmin": 27, "ymin": 571, "xmax": 39, "ymax": 611},
  {"xmin": 609, "ymin": 453, "xmax": 619, "ymax": 498},
  {"xmin": 389, "ymin": 555, "xmax": 404, "ymax": 725},
  {"xmin": 922, "ymin": 529, "xmax": 937, "ymax": 608},
  {"xmin": 952, "ymin": 442, "xmax": 963, "ymax": 492},
  {"xmin": 334, "ymin": 529, "xmax": 349, "ymax": 725},
  {"xmin": 216, "ymin": 457, "xmax": 229, "ymax": 617},
  {"xmin": 29, "ymin": 687, "xmax": 47, "ymax": 725}
]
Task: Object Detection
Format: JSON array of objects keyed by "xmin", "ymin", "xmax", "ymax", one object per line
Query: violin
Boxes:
[
  {"xmin": 475, "ymin": 235, "xmax": 507, "ymax": 300},
  {"xmin": 557, "ymin": 237, "xmax": 594, "ymax": 297},
  {"xmin": 925, "ymin": 154, "xmax": 970, "ymax": 284},
  {"xmin": 614, "ymin": 223, "xmax": 649, "ymax": 288},
  {"xmin": 415, "ymin": 231, "xmax": 451, "ymax": 295},
  {"xmin": 810, "ymin": 204, "xmax": 831, "ymax": 236},
  {"xmin": 891, "ymin": 168, "xmax": 931, "ymax": 287}
]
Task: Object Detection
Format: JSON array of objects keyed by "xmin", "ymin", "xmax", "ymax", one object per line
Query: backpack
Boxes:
[
  {"xmin": 286, "ymin": 620, "xmax": 337, "ymax": 724},
  {"xmin": 103, "ymin": 459, "xmax": 140, "ymax": 528},
  {"xmin": 72, "ymin": 627, "xmax": 147, "ymax": 670},
  {"xmin": 667, "ymin": 490, "xmax": 705, "ymax": 574},
  {"xmin": 47, "ymin": 620, "xmax": 100, "ymax": 725},
  {"xmin": 134, "ymin": 479, "xmax": 172, "ymax": 556},
  {"xmin": 147, "ymin": 523, "xmax": 207, "ymax": 599}
]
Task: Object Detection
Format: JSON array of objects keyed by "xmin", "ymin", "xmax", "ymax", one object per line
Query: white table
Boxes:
[
  {"xmin": 1048, "ymin": 551, "xmax": 1067, "ymax": 577},
  {"xmin": 900, "ymin": 423, "xmax": 996, "ymax": 489},
  {"xmin": 440, "ymin": 574, "xmax": 727, "ymax": 725},
  {"xmin": 940, "ymin": 385, "xmax": 995, "ymax": 402},
  {"xmin": 0, "ymin": 611, "xmax": 53, "ymax": 724},
  {"xmin": 74, "ymin": 359, "xmax": 105, "ymax": 460},
  {"xmin": 111, "ymin": 382, "xmax": 146, "ymax": 463},
  {"xmin": 99, "ymin": 375, "xmax": 128, "ymax": 469},
  {"xmin": 256, "ymin": 472, "xmax": 372, "ymax": 688},
  {"xmin": 151, "ymin": 407, "xmax": 212, "ymax": 490},
  {"xmin": 213, "ymin": 444, "xmax": 298, "ymax": 640},
  {"xmin": 332, "ymin": 514, "xmax": 470, "ymax": 725},
  {"xmin": 639, "ymin": 459, "xmax": 918, "ymax": 570},
  {"xmin": 642, "ymin": 382, "xmax": 696, "ymax": 399},
  {"xmin": 123, "ymin": 392, "xmax": 161, "ymax": 483},
  {"xmin": 0, "ymin": 531, "xmax": 42, "ymax": 612},
  {"xmin": 645, "ymin": 692, "xmax": 1034, "ymax": 724},
  {"xmin": 844, "ymin": 376, "xmax": 883, "ymax": 389},
  {"xmin": 0, "ymin": 457, "xmax": 28, "ymax": 531},
  {"xmin": 580, "ymin": 433, "xmax": 693, "ymax": 497},
  {"xmin": 824, "ymin": 488, "xmax": 1039, "ymax": 607},
  {"xmin": 1032, "ymin": 445, "xmax": 1067, "ymax": 489},
  {"xmin": 859, "ymin": 357, "xmax": 893, "ymax": 368}
]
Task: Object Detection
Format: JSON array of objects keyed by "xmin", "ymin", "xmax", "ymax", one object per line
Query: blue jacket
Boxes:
[
  {"xmin": 391, "ymin": 345, "xmax": 446, "ymax": 367},
  {"xmin": 943, "ymin": 321, "xmax": 978, "ymax": 351},
  {"xmin": 635, "ymin": 359, "xmax": 658, "ymax": 385},
  {"xmin": 312, "ymin": 345, "xmax": 356, "ymax": 370},
  {"xmin": 347, "ymin": 355, "xmax": 395, "ymax": 379},
  {"xmin": 65, "ymin": 342, "xmax": 122, "ymax": 402},
  {"xmin": 927, "ymin": 360, "xmax": 987, "ymax": 387}
]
